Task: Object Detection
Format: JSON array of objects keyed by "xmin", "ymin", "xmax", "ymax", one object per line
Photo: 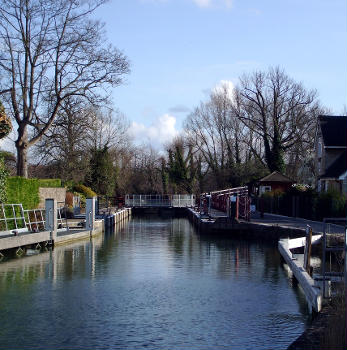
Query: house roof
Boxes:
[
  {"xmin": 320, "ymin": 150, "xmax": 347, "ymax": 179},
  {"xmin": 318, "ymin": 115, "xmax": 347, "ymax": 147},
  {"xmin": 258, "ymin": 171, "xmax": 294, "ymax": 183}
]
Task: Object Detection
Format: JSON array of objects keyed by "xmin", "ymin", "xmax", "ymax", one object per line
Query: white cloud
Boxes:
[
  {"xmin": 145, "ymin": 0, "xmax": 233, "ymax": 9},
  {"xmin": 129, "ymin": 114, "xmax": 179, "ymax": 149},
  {"xmin": 212, "ymin": 79, "xmax": 235, "ymax": 100},
  {"xmin": 192, "ymin": 0, "xmax": 232, "ymax": 8},
  {"xmin": 192, "ymin": 0, "xmax": 211, "ymax": 7}
]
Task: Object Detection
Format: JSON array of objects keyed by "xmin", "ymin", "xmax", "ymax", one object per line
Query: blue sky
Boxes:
[
  {"xmin": 2, "ymin": 0, "xmax": 345, "ymax": 155},
  {"xmin": 95, "ymin": 0, "xmax": 346, "ymax": 148}
]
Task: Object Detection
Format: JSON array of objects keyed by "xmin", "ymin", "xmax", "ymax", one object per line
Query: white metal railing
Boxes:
[
  {"xmin": 125, "ymin": 194, "xmax": 195, "ymax": 208},
  {"xmin": 0, "ymin": 203, "xmax": 69, "ymax": 235},
  {"xmin": 0, "ymin": 204, "xmax": 26, "ymax": 232}
]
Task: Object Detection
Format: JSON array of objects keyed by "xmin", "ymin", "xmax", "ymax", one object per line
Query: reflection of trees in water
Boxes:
[
  {"xmin": 96, "ymin": 219, "xmax": 130, "ymax": 265},
  {"xmin": 164, "ymin": 218, "xmax": 258, "ymax": 279},
  {"xmin": 199, "ymin": 236, "xmax": 253, "ymax": 278},
  {"xmin": 260, "ymin": 244, "xmax": 282, "ymax": 284},
  {"xmin": 167, "ymin": 218, "xmax": 189, "ymax": 256}
]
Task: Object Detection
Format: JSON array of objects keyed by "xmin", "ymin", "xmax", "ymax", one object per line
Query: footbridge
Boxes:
[{"xmin": 125, "ymin": 194, "xmax": 195, "ymax": 208}]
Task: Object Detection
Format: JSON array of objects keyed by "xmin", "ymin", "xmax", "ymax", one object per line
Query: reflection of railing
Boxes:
[{"xmin": 125, "ymin": 194, "xmax": 195, "ymax": 207}]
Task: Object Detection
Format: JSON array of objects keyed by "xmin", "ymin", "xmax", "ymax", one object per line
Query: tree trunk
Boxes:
[{"xmin": 15, "ymin": 131, "xmax": 29, "ymax": 177}]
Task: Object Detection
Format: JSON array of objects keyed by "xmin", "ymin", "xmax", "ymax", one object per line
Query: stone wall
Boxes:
[{"xmin": 38, "ymin": 187, "xmax": 66, "ymax": 208}]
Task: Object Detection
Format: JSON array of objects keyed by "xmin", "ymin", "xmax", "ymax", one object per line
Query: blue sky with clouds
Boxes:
[{"xmin": 94, "ymin": 0, "xmax": 346, "ymax": 147}]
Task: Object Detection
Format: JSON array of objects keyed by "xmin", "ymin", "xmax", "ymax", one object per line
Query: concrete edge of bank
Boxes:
[{"xmin": 0, "ymin": 208, "xmax": 132, "ymax": 252}]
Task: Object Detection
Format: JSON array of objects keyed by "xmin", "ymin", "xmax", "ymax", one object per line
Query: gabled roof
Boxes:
[
  {"xmin": 318, "ymin": 115, "xmax": 347, "ymax": 147},
  {"xmin": 320, "ymin": 150, "xmax": 347, "ymax": 179},
  {"xmin": 258, "ymin": 171, "xmax": 294, "ymax": 183}
]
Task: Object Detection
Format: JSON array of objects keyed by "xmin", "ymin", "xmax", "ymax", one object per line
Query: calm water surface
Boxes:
[{"xmin": 0, "ymin": 215, "xmax": 310, "ymax": 349}]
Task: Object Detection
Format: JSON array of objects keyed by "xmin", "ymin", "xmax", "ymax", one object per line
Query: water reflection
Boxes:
[{"xmin": 0, "ymin": 215, "xmax": 309, "ymax": 350}]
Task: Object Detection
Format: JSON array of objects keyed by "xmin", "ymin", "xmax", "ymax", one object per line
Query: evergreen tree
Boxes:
[
  {"xmin": 85, "ymin": 146, "xmax": 116, "ymax": 196},
  {"xmin": 167, "ymin": 144, "xmax": 196, "ymax": 193}
]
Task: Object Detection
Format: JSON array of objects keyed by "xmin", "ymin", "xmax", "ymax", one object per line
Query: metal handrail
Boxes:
[
  {"xmin": 125, "ymin": 194, "xmax": 195, "ymax": 207},
  {"xmin": 0, "ymin": 203, "xmax": 70, "ymax": 234}
]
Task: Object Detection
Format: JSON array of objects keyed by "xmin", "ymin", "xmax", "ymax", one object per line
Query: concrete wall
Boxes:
[{"xmin": 38, "ymin": 187, "xmax": 66, "ymax": 208}]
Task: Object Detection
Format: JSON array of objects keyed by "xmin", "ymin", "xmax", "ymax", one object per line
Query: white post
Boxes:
[
  {"xmin": 86, "ymin": 197, "xmax": 96, "ymax": 234},
  {"xmin": 45, "ymin": 199, "xmax": 57, "ymax": 241}
]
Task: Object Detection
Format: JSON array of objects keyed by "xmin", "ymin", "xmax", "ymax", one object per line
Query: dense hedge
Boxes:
[
  {"xmin": 37, "ymin": 178, "xmax": 62, "ymax": 188},
  {"xmin": 5, "ymin": 177, "xmax": 63, "ymax": 209},
  {"xmin": 6, "ymin": 177, "xmax": 40, "ymax": 209}
]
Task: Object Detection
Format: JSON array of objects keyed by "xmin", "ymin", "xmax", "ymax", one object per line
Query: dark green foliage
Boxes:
[
  {"xmin": 259, "ymin": 185, "xmax": 346, "ymax": 221},
  {"xmin": 315, "ymin": 189, "xmax": 346, "ymax": 220},
  {"xmin": 6, "ymin": 177, "xmax": 40, "ymax": 209},
  {"xmin": 0, "ymin": 101, "xmax": 12, "ymax": 139},
  {"xmin": 167, "ymin": 145, "xmax": 196, "ymax": 194},
  {"xmin": 267, "ymin": 147, "xmax": 285, "ymax": 173},
  {"xmin": 85, "ymin": 146, "xmax": 116, "ymax": 196},
  {"xmin": 161, "ymin": 159, "xmax": 169, "ymax": 194},
  {"xmin": 0, "ymin": 157, "xmax": 8, "ymax": 203},
  {"xmin": 37, "ymin": 178, "xmax": 62, "ymax": 188}
]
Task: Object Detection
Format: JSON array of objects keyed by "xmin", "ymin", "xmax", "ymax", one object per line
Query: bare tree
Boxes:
[
  {"xmin": 34, "ymin": 97, "xmax": 93, "ymax": 182},
  {"xmin": 234, "ymin": 67, "xmax": 321, "ymax": 173},
  {"xmin": 184, "ymin": 83, "xmax": 249, "ymax": 189},
  {"xmin": 0, "ymin": 0, "xmax": 130, "ymax": 177},
  {"xmin": 34, "ymin": 98, "xmax": 131, "ymax": 182},
  {"xmin": 129, "ymin": 145, "xmax": 163, "ymax": 194},
  {"xmin": 87, "ymin": 107, "xmax": 130, "ymax": 151}
]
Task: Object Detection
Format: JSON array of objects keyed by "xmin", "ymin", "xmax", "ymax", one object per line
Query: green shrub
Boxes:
[
  {"xmin": 63, "ymin": 180, "xmax": 75, "ymax": 193},
  {"xmin": 73, "ymin": 184, "xmax": 97, "ymax": 198},
  {"xmin": 315, "ymin": 189, "xmax": 346, "ymax": 220},
  {"xmin": 6, "ymin": 177, "xmax": 40, "ymax": 209},
  {"xmin": 37, "ymin": 178, "xmax": 62, "ymax": 188},
  {"xmin": 261, "ymin": 189, "xmax": 285, "ymax": 198}
]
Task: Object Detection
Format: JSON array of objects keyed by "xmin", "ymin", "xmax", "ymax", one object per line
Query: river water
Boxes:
[{"xmin": 0, "ymin": 215, "xmax": 310, "ymax": 349}]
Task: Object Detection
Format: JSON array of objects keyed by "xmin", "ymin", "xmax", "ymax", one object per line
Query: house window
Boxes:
[{"xmin": 259, "ymin": 185, "xmax": 271, "ymax": 195}]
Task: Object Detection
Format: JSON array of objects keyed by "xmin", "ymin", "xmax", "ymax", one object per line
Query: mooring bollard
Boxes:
[
  {"xmin": 86, "ymin": 197, "xmax": 96, "ymax": 236},
  {"xmin": 45, "ymin": 199, "xmax": 57, "ymax": 242}
]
